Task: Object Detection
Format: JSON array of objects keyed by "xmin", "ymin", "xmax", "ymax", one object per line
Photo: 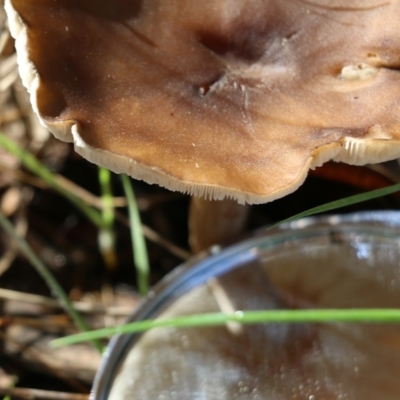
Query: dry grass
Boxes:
[
  {"xmin": 0, "ymin": 4, "xmax": 141, "ymax": 397},
  {"xmin": 0, "ymin": 2, "xmax": 197, "ymax": 395}
]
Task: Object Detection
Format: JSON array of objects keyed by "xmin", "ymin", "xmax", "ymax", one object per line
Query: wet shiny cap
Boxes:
[{"xmin": 5, "ymin": 0, "xmax": 400, "ymax": 203}]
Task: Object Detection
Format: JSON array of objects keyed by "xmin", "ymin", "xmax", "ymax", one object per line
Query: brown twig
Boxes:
[
  {"xmin": 0, "ymin": 161, "xmax": 126, "ymax": 208},
  {"xmin": 115, "ymin": 210, "xmax": 191, "ymax": 260},
  {"xmin": 0, "ymin": 288, "xmax": 134, "ymax": 316},
  {"xmin": 0, "ymin": 162, "xmax": 48, "ymax": 189},
  {"xmin": 0, "ymin": 161, "xmax": 191, "ymax": 259},
  {"xmin": 0, "ymin": 331, "xmax": 88, "ymax": 392},
  {"xmin": 0, "ymin": 315, "xmax": 74, "ymax": 330}
]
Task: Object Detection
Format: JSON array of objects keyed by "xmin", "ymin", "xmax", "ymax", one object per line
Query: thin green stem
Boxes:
[
  {"xmin": 268, "ymin": 182, "xmax": 400, "ymax": 229},
  {"xmin": 51, "ymin": 308, "xmax": 400, "ymax": 347},
  {"xmin": 98, "ymin": 167, "xmax": 117, "ymax": 270},
  {"xmin": 0, "ymin": 133, "xmax": 104, "ymax": 228},
  {"xmin": 121, "ymin": 174, "xmax": 149, "ymax": 296},
  {"xmin": 0, "ymin": 210, "xmax": 103, "ymax": 353},
  {"xmin": 98, "ymin": 167, "xmax": 115, "ymax": 229}
]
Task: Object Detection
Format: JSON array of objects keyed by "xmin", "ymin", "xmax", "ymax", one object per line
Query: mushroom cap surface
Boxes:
[{"xmin": 5, "ymin": 0, "xmax": 400, "ymax": 203}]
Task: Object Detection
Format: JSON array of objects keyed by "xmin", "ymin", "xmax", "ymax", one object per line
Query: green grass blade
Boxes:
[
  {"xmin": 121, "ymin": 174, "xmax": 150, "ymax": 296},
  {"xmin": 0, "ymin": 209, "xmax": 103, "ymax": 353},
  {"xmin": 98, "ymin": 167, "xmax": 117, "ymax": 270},
  {"xmin": 0, "ymin": 133, "xmax": 104, "ymax": 228},
  {"xmin": 51, "ymin": 308, "xmax": 400, "ymax": 347},
  {"xmin": 50, "ymin": 181, "xmax": 400, "ymax": 347},
  {"xmin": 269, "ymin": 182, "xmax": 400, "ymax": 229}
]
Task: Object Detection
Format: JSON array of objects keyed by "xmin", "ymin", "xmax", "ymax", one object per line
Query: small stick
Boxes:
[
  {"xmin": 0, "ymin": 315, "xmax": 73, "ymax": 330},
  {"xmin": 0, "ymin": 161, "xmax": 190, "ymax": 260},
  {"xmin": 0, "ymin": 331, "xmax": 88, "ymax": 392},
  {"xmin": 0, "ymin": 288, "xmax": 134, "ymax": 316}
]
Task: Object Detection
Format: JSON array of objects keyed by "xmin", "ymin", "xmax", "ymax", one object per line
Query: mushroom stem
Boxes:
[{"xmin": 188, "ymin": 197, "xmax": 250, "ymax": 253}]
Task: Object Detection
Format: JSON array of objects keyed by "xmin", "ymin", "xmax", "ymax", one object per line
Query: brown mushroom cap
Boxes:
[{"xmin": 5, "ymin": 0, "xmax": 400, "ymax": 203}]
